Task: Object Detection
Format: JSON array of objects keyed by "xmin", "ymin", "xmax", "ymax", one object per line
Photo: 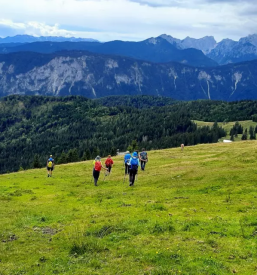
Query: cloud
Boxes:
[
  {"xmin": 128, "ymin": 0, "xmax": 184, "ymax": 7},
  {"xmin": 0, "ymin": 20, "xmax": 75, "ymax": 37},
  {"xmin": 0, "ymin": 0, "xmax": 256, "ymax": 42}
]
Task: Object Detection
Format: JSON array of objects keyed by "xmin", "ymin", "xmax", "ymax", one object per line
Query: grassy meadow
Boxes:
[
  {"xmin": 1, "ymin": 141, "xmax": 257, "ymax": 274},
  {"xmin": 194, "ymin": 120, "xmax": 257, "ymax": 141}
]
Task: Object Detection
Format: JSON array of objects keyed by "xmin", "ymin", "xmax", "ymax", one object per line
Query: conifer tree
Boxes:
[
  {"xmin": 33, "ymin": 154, "xmax": 41, "ymax": 168},
  {"xmin": 241, "ymin": 129, "xmax": 248, "ymax": 140},
  {"xmin": 72, "ymin": 148, "xmax": 79, "ymax": 162},
  {"xmin": 58, "ymin": 151, "xmax": 67, "ymax": 164},
  {"xmin": 249, "ymin": 126, "xmax": 256, "ymax": 140}
]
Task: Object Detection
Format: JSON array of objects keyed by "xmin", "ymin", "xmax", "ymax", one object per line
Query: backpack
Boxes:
[
  {"xmin": 105, "ymin": 158, "xmax": 113, "ymax": 166},
  {"xmin": 95, "ymin": 161, "xmax": 102, "ymax": 172},
  {"xmin": 124, "ymin": 154, "xmax": 131, "ymax": 164},
  {"xmin": 140, "ymin": 152, "xmax": 147, "ymax": 160},
  {"xmin": 48, "ymin": 161, "xmax": 53, "ymax": 168},
  {"xmin": 130, "ymin": 158, "xmax": 138, "ymax": 171}
]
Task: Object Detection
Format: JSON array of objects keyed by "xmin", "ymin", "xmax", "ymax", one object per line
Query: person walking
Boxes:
[
  {"xmin": 93, "ymin": 156, "xmax": 108, "ymax": 186},
  {"xmin": 47, "ymin": 155, "xmax": 54, "ymax": 177},
  {"xmin": 105, "ymin": 155, "xmax": 114, "ymax": 175},
  {"xmin": 139, "ymin": 148, "xmax": 148, "ymax": 171},
  {"xmin": 128, "ymin": 152, "xmax": 140, "ymax": 186},
  {"xmin": 124, "ymin": 151, "xmax": 131, "ymax": 175}
]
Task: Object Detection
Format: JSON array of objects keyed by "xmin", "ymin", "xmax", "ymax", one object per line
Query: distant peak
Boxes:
[{"xmin": 159, "ymin": 34, "xmax": 175, "ymax": 39}]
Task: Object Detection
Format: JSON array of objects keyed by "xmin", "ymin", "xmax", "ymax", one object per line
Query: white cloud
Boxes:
[{"xmin": 0, "ymin": 0, "xmax": 256, "ymax": 41}]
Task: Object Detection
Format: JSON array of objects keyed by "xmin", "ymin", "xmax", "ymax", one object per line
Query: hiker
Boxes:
[
  {"xmin": 139, "ymin": 148, "xmax": 148, "ymax": 171},
  {"xmin": 105, "ymin": 155, "xmax": 114, "ymax": 175},
  {"xmin": 181, "ymin": 144, "xmax": 184, "ymax": 151},
  {"xmin": 47, "ymin": 155, "xmax": 54, "ymax": 177},
  {"xmin": 128, "ymin": 152, "xmax": 140, "ymax": 186},
  {"xmin": 93, "ymin": 156, "xmax": 108, "ymax": 186},
  {"xmin": 124, "ymin": 151, "xmax": 131, "ymax": 175}
]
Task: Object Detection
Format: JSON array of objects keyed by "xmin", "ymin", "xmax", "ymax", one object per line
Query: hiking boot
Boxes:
[{"xmin": 129, "ymin": 182, "xmax": 132, "ymax": 186}]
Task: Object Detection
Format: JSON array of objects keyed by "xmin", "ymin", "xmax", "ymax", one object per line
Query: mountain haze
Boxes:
[{"xmin": 0, "ymin": 34, "xmax": 98, "ymax": 43}]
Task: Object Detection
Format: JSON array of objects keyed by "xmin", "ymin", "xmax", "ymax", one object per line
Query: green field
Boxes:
[
  {"xmin": 1, "ymin": 142, "xmax": 257, "ymax": 274},
  {"xmin": 194, "ymin": 120, "xmax": 257, "ymax": 141}
]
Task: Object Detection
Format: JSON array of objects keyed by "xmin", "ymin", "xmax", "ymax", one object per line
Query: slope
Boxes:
[{"xmin": 1, "ymin": 142, "xmax": 257, "ymax": 274}]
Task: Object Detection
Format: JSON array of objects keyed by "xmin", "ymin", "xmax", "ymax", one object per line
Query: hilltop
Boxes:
[{"xmin": 1, "ymin": 142, "xmax": 257, "ymax": 274}]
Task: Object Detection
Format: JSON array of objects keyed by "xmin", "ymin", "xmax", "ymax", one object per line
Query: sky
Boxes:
[{"xmin": 0, "ymin": 0, "xmax": 256, "ymax": 42}]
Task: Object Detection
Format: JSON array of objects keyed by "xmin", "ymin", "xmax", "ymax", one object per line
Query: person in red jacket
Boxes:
[
  {"xmin": 93, "ymin": 156, "xmax": 108, "ymax": 186},
  {"xmin": 105, "ymin": 155, "xmax": 114, "ymax": 175}
]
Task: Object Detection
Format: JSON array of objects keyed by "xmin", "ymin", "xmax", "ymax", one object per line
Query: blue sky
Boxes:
[{"xmin": 0, "ymin": 0, "xmax": 256, "ymax": 41}]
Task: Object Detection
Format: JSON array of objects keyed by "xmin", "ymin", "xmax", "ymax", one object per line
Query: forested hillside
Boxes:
[
  {"xmin": 0, "ymin": 95, "xmax": 228, "ymax": 174},
  {"xmin": 2, "ymin": 95, "xmax": 257, "ymax": 174},
  {"xmin": 98, "ymin": 96, "xmax": 257, "ymax": 121}
]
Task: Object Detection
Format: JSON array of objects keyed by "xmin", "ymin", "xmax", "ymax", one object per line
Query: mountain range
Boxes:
[
  {"xmin": 1, "ymin": 34, "xmax": 257, "ymax": 101},
  {"xmin": 0, "ymin": 37, "xmax": 217, "ymax": 68},
  {"xmin": 2, "ymin": 34, "xmax": 257, "ymax": 66},
  {"xmin": 0, "ymin": 34, "xmax": 98, "ymax": 43},
  {"xmin": 158, "ymin": 33, "xmax": 257, "ymax": 65},
  {"xmin": 1, "ymin": 51, "xmax": 257, "ymax": 101}
]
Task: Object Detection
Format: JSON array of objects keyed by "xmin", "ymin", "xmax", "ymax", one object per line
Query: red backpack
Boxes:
[
  {"xmin": 95, "ymin": 161, "xmax": 102, "ymax": 172},
  {"xmin": 105, "ymin": 158, "xmax": 113, "ymax": 166}
]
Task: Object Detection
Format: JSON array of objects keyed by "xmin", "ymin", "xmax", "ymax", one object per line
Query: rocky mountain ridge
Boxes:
[
  {"xmin": 159, "ymin": 34, "xmax": 217, "ymax": 54},
  {"xmin": 207, "ymin": 34, "xmax": 257, "ymax": 65},
  {"xmin": 0, "ymin": 51, "xmax": 256, "ymax": 101},
  {"xmin": 157, "ymin": 34, "xmax": 257, "ymax": 65}
]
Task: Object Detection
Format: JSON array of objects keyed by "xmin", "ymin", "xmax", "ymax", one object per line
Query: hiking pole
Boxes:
[
  {"xmin": 103, "ymin": 173, "xmax": 108, "ymax": 182},
  {"xmin": 103, "ymin": 168, "xmax": 109, "ymax": 182},
  {"xmin": 123, "ymin": 173, "xmax": 127, "ymax": 184}
]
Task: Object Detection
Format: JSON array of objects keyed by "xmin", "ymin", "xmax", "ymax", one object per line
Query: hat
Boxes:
[
  {"xmin": 95, "ymin": 156, "xmax": 101, "ymax": 161},
  {"xmin": 132, "ymin": 152, "xmax": 138, "ymax": 157},
  {"xmin": 50, "ymin": 155, "xmax": 52, "ymax": 157},
  {"xmin": 126, "ymin": 151, "xmax": 130, "ymax": 154}
]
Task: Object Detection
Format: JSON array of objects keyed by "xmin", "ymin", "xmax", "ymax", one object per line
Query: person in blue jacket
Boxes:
[
  {"xmin": 128, "ymin": 152, "xmax": 140, "ymax": 186},
  {"xmin": 124, "ymin": 151, "xmax": 131, "ymax": 175}
]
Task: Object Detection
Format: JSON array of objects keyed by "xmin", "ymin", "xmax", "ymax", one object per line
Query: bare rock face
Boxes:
[
  {"xmin": 207, "ymin": 34, "xmax": 257, "ymax": 65},
  {"xmin": 160, "ymin": 33, "xmax": 257, "ymax": 65},
  {"xmin": 159, "ymin": 34, "xmax": 217, "ymax": 54},
  {"xmin": 0, "ymin": 51, "xmax": 257, "ymax": 101}
]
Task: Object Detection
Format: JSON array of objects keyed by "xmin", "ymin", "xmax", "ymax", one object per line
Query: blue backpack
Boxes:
[
  {"xmin": 130, "ymin": 158, "xmax": 138, "ymax": 171},
  {"xmin": 124, "ymin": 154, "xmax": 131, "ymax": 164}
]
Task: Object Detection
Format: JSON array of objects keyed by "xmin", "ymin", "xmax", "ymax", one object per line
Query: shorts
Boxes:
[{"xmin": 47, "ymin": 167, "xmax": 53, "ymax": 171}]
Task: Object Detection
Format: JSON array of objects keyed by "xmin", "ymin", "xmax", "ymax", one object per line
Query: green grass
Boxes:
[
  {"xmin": 194, "ymin": 120, "xmax": 257, "ymax": 141},
  {"xmin": 1, "ymin": 142, "xmax": 257, "ymax": 274}
]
